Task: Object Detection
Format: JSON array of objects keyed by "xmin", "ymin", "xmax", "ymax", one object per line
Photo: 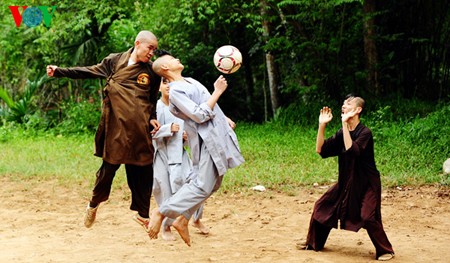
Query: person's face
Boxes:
[
  {"xmin": 135, "ymin": 38, "xmax": 158, "ymax": 63},
  {"xmin": 341, "ymin": 97, "xmax": 358, "ymax": 115},
  {"xmin": 166, "ymin": 56, "xmax": 184, "ymax": 71},
  {"xmin": 159, "ymin": 78, "xmax": 170, "ymax": 98}
]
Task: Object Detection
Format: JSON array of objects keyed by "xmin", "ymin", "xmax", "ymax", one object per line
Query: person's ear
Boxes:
[{"xmin": 356, "ymin": 107, "xmax": 362, "ymax": 114}]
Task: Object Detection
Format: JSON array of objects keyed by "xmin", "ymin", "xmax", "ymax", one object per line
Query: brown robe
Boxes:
[
  {"xmin": 314, "ymin": 122, "xmax": 382, "ymax": 232},
  {"xmin": 54, "ymin": 48, "xmax": 161, "ymax": 166}
]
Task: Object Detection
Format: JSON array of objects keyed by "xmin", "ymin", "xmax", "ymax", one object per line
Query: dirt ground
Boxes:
[{"xmin": 1, "ymin": 177, "xmax": 449, "ymax": 263}]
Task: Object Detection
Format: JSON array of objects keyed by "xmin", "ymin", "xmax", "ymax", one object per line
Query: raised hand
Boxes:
[
  {"xmin": 213, "ymin": 75, "xmax": 228, "ymax": 94},
  {"xmin": 319, "ymin": 107, "xmax": 333, "ymax": 124}
]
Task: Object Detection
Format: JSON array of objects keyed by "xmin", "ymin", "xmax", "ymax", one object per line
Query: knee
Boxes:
[{"xmin": 362, "ymin": 216, "xmax": 378, "ymax": 229}]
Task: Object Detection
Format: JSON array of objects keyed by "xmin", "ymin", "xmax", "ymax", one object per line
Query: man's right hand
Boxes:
[
  {"xmin": 213, "ymin": 75, "xmax": 228, "ymax": 94},
  {"xmin": 46, "ymin": 65, "xmax": 58, "ymax": 77},
  {"xmin": 319, "ymin": 106, "xmax": 333, "ymax": 125}
]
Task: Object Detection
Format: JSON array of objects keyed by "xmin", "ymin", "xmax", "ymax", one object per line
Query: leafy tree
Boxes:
[
  {"xmin": 138, "ymin": 0, "xmax": 268, "ymax": 121},
  {"xmin": 0, "ymin": 75, "xmax": 50, "ymax": 123},
  {"xmin": 1, "ymin": 0, "xmax": 449, "ymax": 128},
  {"xmin": 375, "ymin": 0, "xmax": 450, "ymax": 100}
]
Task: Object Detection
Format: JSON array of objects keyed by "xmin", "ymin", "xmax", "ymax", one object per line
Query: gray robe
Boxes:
[
  {"xmin": 168, "ymin": 77, "xmax": 244, "ymax": 176},
  {"xmin": 152, "ymin": 100, "xmax": 193, "ymax": 202}
]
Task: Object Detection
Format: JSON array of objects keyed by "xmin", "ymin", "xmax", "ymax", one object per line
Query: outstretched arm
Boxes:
[
  {"xmin": 46, "ymin": 65, "xmax": 57, "ymax": 77},
  {"xmin": 46, "ymin": 54, "xmax": 115, "ymax": 79}
]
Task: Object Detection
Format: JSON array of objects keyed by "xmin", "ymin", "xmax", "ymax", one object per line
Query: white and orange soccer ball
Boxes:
[{"xmin": 213, "ymin": 45, "xmax": 242, "ymax": 74}]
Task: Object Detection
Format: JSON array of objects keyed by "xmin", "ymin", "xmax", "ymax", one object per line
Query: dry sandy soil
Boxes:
[{"xmin": 1, "ymin": 177, "xmax": 449, "ymax": 263}]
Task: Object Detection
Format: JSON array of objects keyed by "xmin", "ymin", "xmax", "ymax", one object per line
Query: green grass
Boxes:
[
  {"xmin": 223, "ymin": 123, "xmax": 338, "ymax": 193},
  {"xmin": 1, "ymin": 105, "xmax": 449, "ymax": 194},
  {"xmin": 0, "ymin": 130, "xmax": 128, "ymax": 191}
]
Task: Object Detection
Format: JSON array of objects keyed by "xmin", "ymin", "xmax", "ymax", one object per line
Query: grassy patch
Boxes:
[
  {"xmin": 0, "ymin": 132, "xmax": 128, "ymax": 192},
  {"xmin": 223, "ymin": 123, "xmax": 338, "ymax": 193},
  {"xmin": 1, "ymin": 105, "xmax": 449, "ymax": 195}
]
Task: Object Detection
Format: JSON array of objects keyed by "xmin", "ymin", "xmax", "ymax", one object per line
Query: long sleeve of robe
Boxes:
[
  {"xmin": 313, "ymin": 123, "xmax": 383, "ymax": 232},
  {"xmin": 53, "ymin": 48, "xmax": 161, "ymax": 165},
  {"xmin": 167, "ymin": 77, "xmax": 244, "ymax": 176}
]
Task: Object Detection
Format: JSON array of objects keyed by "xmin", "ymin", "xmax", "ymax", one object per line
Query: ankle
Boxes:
[{"xmin": 138, "ymin": 213, "xmax": 149, "ymax": 219}]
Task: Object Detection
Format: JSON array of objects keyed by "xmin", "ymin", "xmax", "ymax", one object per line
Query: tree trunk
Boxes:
[
  {"xmin": 363, "ymin": 0, "xmax": 380, "ymax": 95},
  {"xmin": 265, "ymin": 53, "xmax": 279, "ymax": 115},
  {"xmin": 260, "ymin": 0, "xmax": 280, "ymax": 117}
]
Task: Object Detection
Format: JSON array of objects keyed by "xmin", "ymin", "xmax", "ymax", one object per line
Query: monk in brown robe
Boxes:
[
  {"xmin": 46, "ymin": 31, "xmax": 161, "ymax": 237},
  {"xmin": 302, "ymin": 95, "xmax": 395, "ymax": 261}
]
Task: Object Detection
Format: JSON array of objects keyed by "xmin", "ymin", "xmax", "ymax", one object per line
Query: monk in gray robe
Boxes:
[
  {"xmin": 46, "ymin": 31, "xmax": 161, "ymax": 237},
  {"xmin": 148, "ymin": 54, "xmax": 244, "ymax": 246},
  {"xmin": 152, "ymin": 77, "xmax": 209, "ymax": 241}
]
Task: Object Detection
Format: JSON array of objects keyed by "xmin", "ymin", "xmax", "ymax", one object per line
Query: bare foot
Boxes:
[
  {"xmin": 172, "ymin": 215, "xmax": 191, "ymax": 246},
  {"xmin": 161, "ymin": 226, "xmax": 176, "ymax": 241},
  {"xmin": 191, "ymin": 219, "xmax": 210, "ymax": 235},
  {"xmin": 296, "ymin": 240, "xmax": 311, "ymax": 250},
  {"xmin": 148, "ymin": 208, "xmax": 164, "ymax": 239}
]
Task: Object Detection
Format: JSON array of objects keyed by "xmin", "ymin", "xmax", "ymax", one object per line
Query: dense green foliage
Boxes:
[{"xmin": 1, "ymin": 0, "xmax": 449, "ymax": 125}]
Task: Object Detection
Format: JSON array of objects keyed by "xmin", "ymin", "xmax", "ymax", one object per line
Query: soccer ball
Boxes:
[{"xmin": 213, "ymin": 45, "xmax": 242, "ymax": 74}]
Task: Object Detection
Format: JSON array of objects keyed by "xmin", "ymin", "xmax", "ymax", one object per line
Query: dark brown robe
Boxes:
[
  {"xmin": 313, "ymin": 122, "xmax": 382, "ymax": 232},
  {"xmin": 54, "ymin": 48, "xmax": 161, "ymax": 166}
]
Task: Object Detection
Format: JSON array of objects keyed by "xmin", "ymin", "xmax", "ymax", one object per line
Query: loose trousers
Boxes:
[
  {"xmin": 153, "ymin": 156, "xmax": 206, "ymax": 227},
  {"xmin": 306, "ymin": 187, "xmax": 394, "ymax": 259},
  {"xmin": 159, "ymin": 141, "xmax": 222, "ymax": 220},
  {"xmin": 90, "ymin": 160, "xmax": 153, "ymax": 218}
]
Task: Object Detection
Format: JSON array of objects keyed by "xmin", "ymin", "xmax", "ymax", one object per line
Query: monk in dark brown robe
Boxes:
[
  {"xmin": 46, "ymin": 31, "xmax": 161, "ymax": 237},
  {"xmin": 303, "ymin": 95, "xmax": 395, "ymax": 261}
]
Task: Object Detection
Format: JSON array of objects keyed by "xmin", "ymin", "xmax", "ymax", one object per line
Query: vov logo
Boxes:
[{"xmin": 9, "ymin": 6, "xmax": 57, "ymax": 28}]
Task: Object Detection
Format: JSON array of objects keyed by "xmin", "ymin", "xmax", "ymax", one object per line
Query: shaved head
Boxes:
[
  {"xmin": 135, "ymin": 30, "xmax": 157, "ymax": 44},
  {"xmin": 131, "ymin": 30, "xmax": 158, "ymax": 63},
  {"xmin": 348, "ymin": 97, "xmax": 365, "ymax": 109},
  {"xmin": 344, "ymin": 94, "xmax": 365, "ymax": 116},
  {"xmin": 152, "ymin": 55, "xmax": 172, "ymax": 77}
]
